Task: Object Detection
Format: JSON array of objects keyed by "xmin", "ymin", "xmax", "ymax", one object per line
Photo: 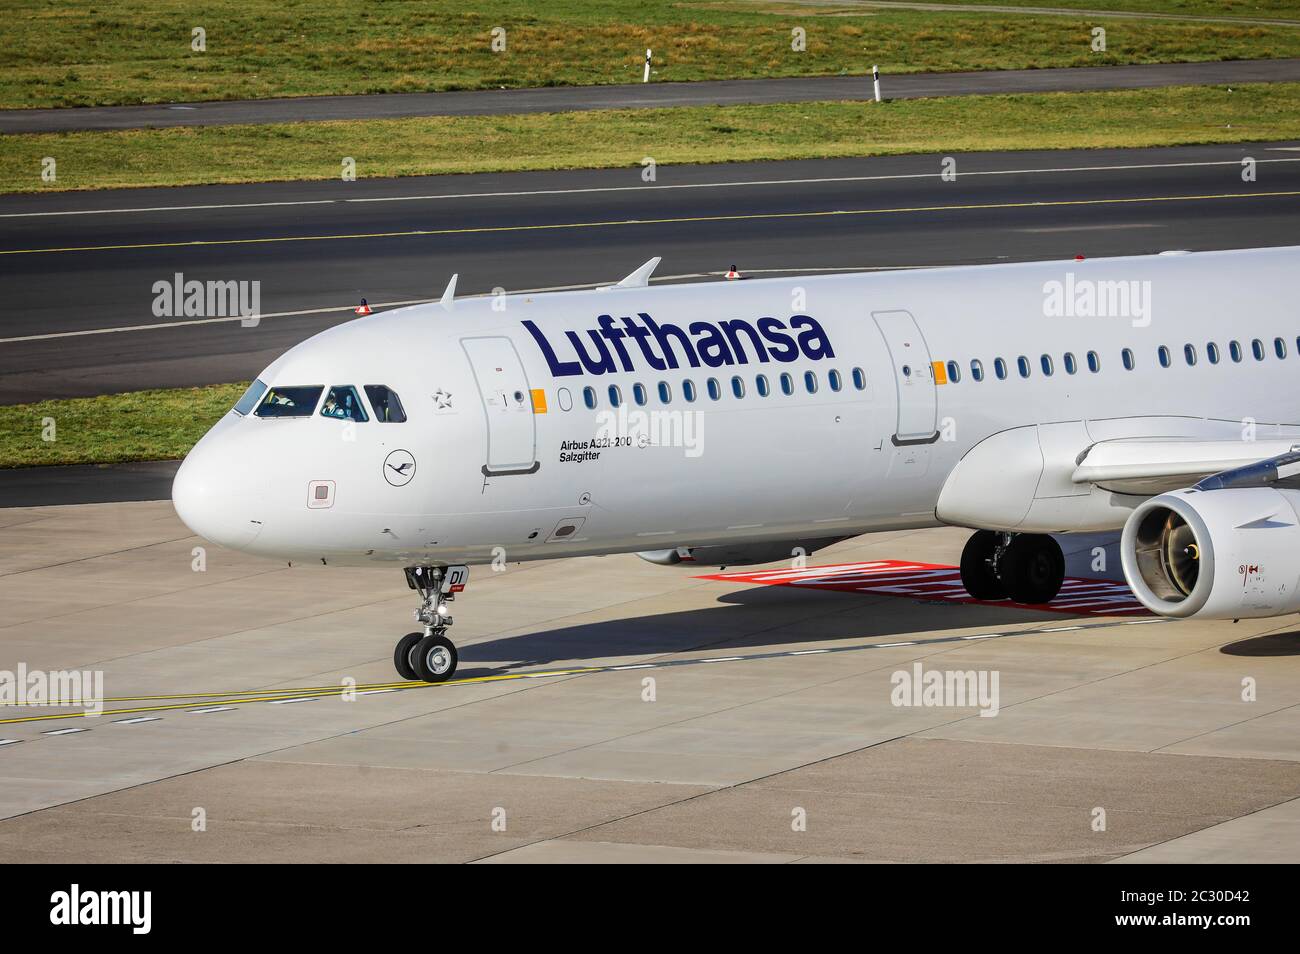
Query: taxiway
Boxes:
[{"xmin": 0, "ymin": 501, "xmax": 1295, "ymax": 862}]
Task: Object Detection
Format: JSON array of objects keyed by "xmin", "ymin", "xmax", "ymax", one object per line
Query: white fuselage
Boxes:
[{"xmin": 172, "ymin": 246, "xmax": 1300, "ymax": 566}]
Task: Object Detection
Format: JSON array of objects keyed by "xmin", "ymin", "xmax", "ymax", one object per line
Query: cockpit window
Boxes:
[
  {"xmin": 364, "ymin": 385, "xmax": 407, "ymax": 423},
  {"xmin": 233, "ymin": 379, "xmax": 268, "ymax": 416},
  {"xmin": 320, "ymin": 385, "xmax": 369, "ymax": 422},
  {"xmin": 255, "ymin": 385, "xmax": 323, "ymax": 418}
]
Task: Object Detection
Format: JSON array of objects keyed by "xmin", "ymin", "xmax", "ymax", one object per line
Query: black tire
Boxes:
[
  {"xmin": 960, "ymin": 530, "xmax": 1007, "ymax": 601},
  {"xmin": 394, "ymin": 632, "xmax": 423, "ymax": 681},
  {"xmin": 1002, "ymin": 534, "xmax": 1065, "ymax": 605},
  {"xmin": 412, "ymin": 632, "xmax": 458, "ymax": 683}
]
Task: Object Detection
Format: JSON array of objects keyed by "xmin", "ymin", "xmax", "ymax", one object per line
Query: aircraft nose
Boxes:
[{"xmin": 172, "ymin": 425, "xmax": 264, "ymax": 551}]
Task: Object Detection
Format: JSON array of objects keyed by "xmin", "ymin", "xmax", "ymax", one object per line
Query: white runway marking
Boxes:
[
  {"xmin": 42, "ymin": 727, "xmax": 88, "ymax": 736},
  {"xmin": 267, "ymin": 697, "xmax": 317, "ymax": 705},
  {"xmin": 189, "ymin": 706, "xmax": 237, "ymax": 714},
  {"xmin": 4, "ymin": 157, "xmax": 1297, "ymax": 220},
  {"xmin": 0, "ymin": 739, "xmax": 20, "ymax": 747},
  {"xmin": 112, "ymin": 716, "xmax": 161, "ymax": 725}
]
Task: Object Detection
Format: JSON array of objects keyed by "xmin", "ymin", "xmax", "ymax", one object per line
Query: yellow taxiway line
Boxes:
[{"xmin": 0, "ymin": 668, "xmax": 599, "ymax": 725}]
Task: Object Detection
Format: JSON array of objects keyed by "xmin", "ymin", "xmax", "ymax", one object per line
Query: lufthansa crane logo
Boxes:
[{"xmin": 383, "ymin": 449, "xmax": 417, "ymax": 487}]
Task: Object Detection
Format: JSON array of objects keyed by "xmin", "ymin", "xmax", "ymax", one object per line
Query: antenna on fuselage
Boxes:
[
  {"xmin": 439, "ymin": 273, "xmax": 458, "ymax": 310},
  {"xmin": 615, "ymin": 257, "xmax": 661, "ymax": 289}
]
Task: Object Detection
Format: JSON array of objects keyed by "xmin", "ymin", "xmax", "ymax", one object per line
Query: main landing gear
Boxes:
[
  {"xmin": 959, "ymin": 530, "xmax": 1065, "ymax": 605},
  {"xmin": 393, "ymin": 565, "xmax": 469, "ymax": 683}
]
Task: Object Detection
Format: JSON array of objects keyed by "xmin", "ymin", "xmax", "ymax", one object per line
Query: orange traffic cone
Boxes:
[
  {"xmin": 354, "ymin": 298, "xmax": 373, "ymax": 315},
  {"xmin": 725, "ymin": 265, "xmax": 741, "ymax": 280}
]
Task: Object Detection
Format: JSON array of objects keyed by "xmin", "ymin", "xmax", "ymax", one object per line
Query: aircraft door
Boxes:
[
  {"xmin": 872, "ymin": 310, "xmax": 939, "ymax": 445},
  {"xmin": 461, "ymin": 336, "xmax": 539, "ymax": 475}
]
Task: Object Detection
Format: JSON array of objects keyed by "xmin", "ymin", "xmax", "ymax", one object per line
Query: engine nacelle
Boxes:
[
  {"xmin": 637, "ymin": 536, "xmax": 848, "ymax": 568},
  {"xmin": 1120, "ymin": 487, "xmax": 1300, "ymax": 619}
]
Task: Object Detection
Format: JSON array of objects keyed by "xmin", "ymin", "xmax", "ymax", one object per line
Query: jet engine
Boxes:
[{"xmin": 1120, "ymin": 486, "xmax": 1300, "ymax": 619}]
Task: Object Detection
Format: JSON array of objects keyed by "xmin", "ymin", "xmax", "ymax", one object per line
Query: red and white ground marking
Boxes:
[{"xmin": 696, "ymin": 560, "xmax": 1149, "ymax": 617}]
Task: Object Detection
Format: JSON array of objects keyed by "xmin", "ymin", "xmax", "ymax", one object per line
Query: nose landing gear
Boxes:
[
  {"xmin": 393, "ymin": 565, "xmax": 469, "ymax": 682},
  {"xmin": 959, "ymin": 531, "xmax": 1065, "ymax": 605}
]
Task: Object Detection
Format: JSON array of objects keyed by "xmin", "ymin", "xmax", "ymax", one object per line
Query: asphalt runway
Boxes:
[
  {"xmin": 0, "ymin": 461, "xmax": 181, "ymax": 508},
  {"xmin": 4, "ymin": 140, "xmax": 1300, "ymax": 407},
  {"xmin": 0, "ymin": 506, "xmax": 1295, "ymax": 862},
  {"xmin": 3, "ymin": 59, "xmax": 1298, "ymax": 133}
]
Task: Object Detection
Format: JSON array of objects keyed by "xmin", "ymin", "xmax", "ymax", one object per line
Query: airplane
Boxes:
[{"xmin": 171, "ymin": 245, "xmax": 1300, "ymax": 683}]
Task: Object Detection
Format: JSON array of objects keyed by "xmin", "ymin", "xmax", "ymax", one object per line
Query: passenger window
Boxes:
[
  {"xmin": 945, "ymin": 361, "xmax": 960, "ymax": 384},
  {"xmin": 583, "ymin": 386, "xmax": 597, "ymax": 409},
  {"xmin": 756, "ymin": 374, "xmax": 771, "ymax": 397},
  {"xmin": 707, "ymin": 378, "xmax": 721, "ymax": 400},
  {"xmin": 1252, "ymin": 339, "xmax": 1265, "ymax": 361},
  {"xmin": 608, "ymin": 384, "xmax": 622, "ymax": 407},
  {"xmin": 657, "ymin": 381, "xmax": 671, "ymax": 404},
  {"xmin": 1229, "ymin": 340, "xmax": 1243, "ymax": 362},
  {"xmin": 1017, "ymin": 356, "xmax": 1031, "ymax": 378},
  {"xmin": 970, "ymin": 359, "xmax": 984, "ymax": 382},
  {"xmin": 320, "ymin": 386, "xmax": 368, "ymax": 422},
  {"xmin": 780, "ymin": 373, "xmax": 794, "ymax": 395},
  {"xmin": 256, "ymin": 385, "xmax": 324, "ymax": 418},
  {"xmin": 994, "ymin": 358, "xmax": 1008, "ymax": 380},
  {"xmin": 234, "ymin": 379, "xmax": 268, "ymax": 416},
  {"xmin": 1158, "ymin": 346, "xmax": 1171, "ymax": 368},
  {"xmin": 804, "ymin": 370, "xmax": 818, "ymax": 393},
  {"xmin": 364, "ymin": 385, "xmax": 406, "ymax": 422},
  {"xmin": 1086, "ymin": 351, "xmax": 1100, "ymax": 373},
  {"xmin": 829, "ymin": 369, "xmax": 843, "ymax": 392},
  {"xmin": 852, "ymin": 367, "xmax": 867, "ymax": 390},
  {"xmin": 1183, "ymin": 344, "xmax": 1196, "ymax": 366},
  {"xmin": 1206, "ymin": 343, "xmax": 1220, "ymax": 365},
  {"xmin": 1275, "ymin": 337, "xmax": 1287, "ymax": 359},
  {"xmin": 1041, "ymin": 354, "xmax": 1053, "ymax": 376},
  {"xmin": 731, "ymin": 375, "xmax": 745, "ymax": 398},
  {"xmin": 1063, "ymin": 353, "xmax": 1076, "ymax": 375},
  {"xmin": 1122, "ymin": 348, "xmax": 1135, "ymax": 371},
  {"xmin": 683, "ymin": 379, "xmax": 697, "ymax": 402},
  {"xmin": 633, "ymin": 383, "xmax": 648, "ymax": 406}
]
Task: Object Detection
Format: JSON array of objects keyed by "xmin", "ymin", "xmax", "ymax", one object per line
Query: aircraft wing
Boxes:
[{"xmin": 1071, "ymin": 438, "xmax": 1300, "ymax": 495}]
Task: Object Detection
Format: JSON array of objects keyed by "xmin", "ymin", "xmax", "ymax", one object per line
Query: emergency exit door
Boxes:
[
  {"xmin": 461, "ymin": 336, "xmax": 538, "ymax": 474},
  {"xmin": 872, "ymin": 310, "xmax": 939, "ymax": 444}
]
